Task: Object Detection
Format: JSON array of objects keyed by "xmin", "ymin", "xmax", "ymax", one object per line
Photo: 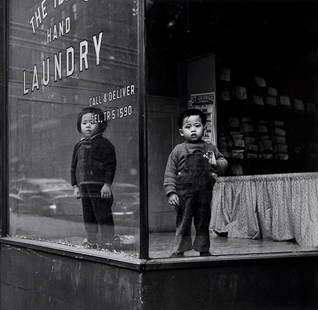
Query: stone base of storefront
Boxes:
[{"xmin": 2, "ymin": 239, "xmax": 318, "ymax": 310}]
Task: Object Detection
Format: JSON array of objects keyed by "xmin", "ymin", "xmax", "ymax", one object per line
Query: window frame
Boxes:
[
  {"xmin": 1, "ymin": 0, "xmax": 9, "ymax": 238},
  {"xmin": 0, "ymin": 0, "xmax": 150, "ymax": 262},
  {"xmin": 1, "ymin": 0, "xmax": 318, "ymax": 267}
]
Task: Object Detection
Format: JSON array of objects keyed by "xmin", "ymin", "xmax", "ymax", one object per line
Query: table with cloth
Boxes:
[{"xmin": 210, "ymin": 172, "xmax": 318, "ymax": 247}]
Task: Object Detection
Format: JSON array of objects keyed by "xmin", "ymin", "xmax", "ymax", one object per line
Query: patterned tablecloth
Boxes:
[{"xmin": 211, "ymin": 172, "xmax": 318, "ymax": 247}]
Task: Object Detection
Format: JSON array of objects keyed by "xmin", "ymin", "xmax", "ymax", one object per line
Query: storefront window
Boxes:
[
  {"xmin": 146, "ymin": 1, "xmax": 318, "ymax": 258},
  {"xmin": 8, "ymin": 0, "xmax": 140, "ymax": 257},
  {"xmin": 7, "ymin": 0, "xmax": 318, "ymax": 261}
]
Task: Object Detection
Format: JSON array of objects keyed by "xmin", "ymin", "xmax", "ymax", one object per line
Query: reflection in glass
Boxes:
[
  {"xmin": 9, "ymin": 0, "xmax": 140, "ymax": 258},
  {"xmin": 71, "ymin": 107, "xmax": 117, "ymax": 250}
]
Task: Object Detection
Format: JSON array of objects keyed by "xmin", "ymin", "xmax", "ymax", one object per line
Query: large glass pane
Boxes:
[
  {"xmin": 9, "ymin": 0, "xmax": 140, "ymax": 258},
  {"xmin": 147, "ymin": 1, "xmax": 318, "ymax": 258}
]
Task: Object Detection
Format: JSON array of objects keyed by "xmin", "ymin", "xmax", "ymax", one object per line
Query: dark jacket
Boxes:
[{"xmin": 71, "ymin": 134, "xmax": 116, "ymax": 186}]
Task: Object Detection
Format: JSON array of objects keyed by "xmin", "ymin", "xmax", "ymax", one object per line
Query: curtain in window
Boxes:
[{"xmin": 211, "ymin": 173, "xmax": 318, "ymax": 247}]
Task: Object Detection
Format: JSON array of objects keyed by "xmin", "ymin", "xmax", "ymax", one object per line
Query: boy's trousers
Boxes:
[
  {"xmin": 175, "ymin": 190, "xmax": 212, "ymax": 253},
  {"xmin": 80, "ymin": 184, "xmax": 114, "ymax": 244},
  {"xmin": 174, "ymin": 148, "xmax": 215, "ymax": 253}
]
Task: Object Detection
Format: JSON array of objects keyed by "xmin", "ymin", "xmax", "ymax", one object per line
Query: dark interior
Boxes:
[{"xmin": 146, "ymin": 0, "xmax": 318, "ymax": 176}]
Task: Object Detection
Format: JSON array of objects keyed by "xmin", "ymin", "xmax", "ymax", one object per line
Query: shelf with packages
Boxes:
[
  {"xmin": 215, "ymin": 66, "xmax": 318, "ymax": 176},
  {"xmin": 217, "ymin": 99, "xmax": 317, "ymax": 122},
  {"xmin": 216, "ymin": 96, "xmax": 318, "ymax": 176}
]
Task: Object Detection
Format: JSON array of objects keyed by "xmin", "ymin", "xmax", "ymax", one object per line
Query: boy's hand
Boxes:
[
  {"xmin": 168, "ymin": 193, "xmax": 179, "ymax": 209},
  {"xmin": 101, "ymin": 184, "xmax": 112, "ymax": 199},
  {"xmin": 208, "ymin": 152, "xmax": 217, "ymax": 167},
  {"xmin": 73, "ymin": 186, "xmax": 81, "ymax": 199}
]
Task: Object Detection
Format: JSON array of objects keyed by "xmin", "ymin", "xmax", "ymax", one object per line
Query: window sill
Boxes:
[
  {"xmin": 2, "ymin": 237, "xmax": 318, "ymax": 271},
  {"xmin": 0, "ymin": 237, "xmax": 144, "ymax": 271}
]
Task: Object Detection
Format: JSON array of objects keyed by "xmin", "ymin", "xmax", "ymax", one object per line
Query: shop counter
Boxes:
[{"xmin": 211, "ymin": 172, "xmax": 318, "ymax": 247}]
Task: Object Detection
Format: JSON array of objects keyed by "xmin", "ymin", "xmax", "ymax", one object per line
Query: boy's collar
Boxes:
[
  {"xmin": 80, "ymin": 133, "xmax": 102, "ymax": 141},
  {"xmin": 185, "ymin": 139, "xmax": 204, "ymax": 144}
]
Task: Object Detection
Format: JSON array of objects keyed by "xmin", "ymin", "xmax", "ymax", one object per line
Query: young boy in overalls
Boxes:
[{"xmin": 164, "ymin": 109, "xmax": 227, "ymax": 257}]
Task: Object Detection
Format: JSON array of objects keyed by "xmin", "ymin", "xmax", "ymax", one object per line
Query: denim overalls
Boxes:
[{"xmin": 175, "ymin": 144, "xmax": 216, "ymax": 253}]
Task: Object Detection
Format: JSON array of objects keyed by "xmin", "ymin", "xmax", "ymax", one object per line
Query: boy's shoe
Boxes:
[
  {"xmin": 213, "ymin": 230, "xmax": 228, "ymax": 238},
  {"xmin": 200, "ymin": 251, "xmax": 212, "ymax": 257},
  {"xmin": 112, "ymin": 235, "xmax": 121, "ymax": 250},
  {"xmin": 82, "ymin": 240, "xmax": 98, "ymax": 249},
  {"xmin": 170, "ymin": 252, "xmax": 184, "ymax": 258},
  {"xmin": 99, "ymin": 242, "xmax": 114, "ymax": 251}
]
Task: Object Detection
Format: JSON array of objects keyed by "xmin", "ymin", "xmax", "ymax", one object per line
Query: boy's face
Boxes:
[
  {"xmin": 81, "ymin": 113, "xmax": 99, "ymax": 138},
  {"xmin": 179, "ymin": 115, "xmax": 204, "ymax": 142}
]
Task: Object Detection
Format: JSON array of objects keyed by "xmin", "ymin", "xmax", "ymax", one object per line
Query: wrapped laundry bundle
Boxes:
[
  {"xmin": 274, "ymin": 144, "xmax": 288, "ymax": 153},
  {"xmin": 272, "ymin": 120, "xmax": 289, "ymax": 160},
  {"xmin": 273, "ymin": 120, "xmax": 284, "ymax": 127},
  {"xmin": 279, "ymin": 96, "xmax": 291, "ymax": 107},
  {"xmin": 220, "ymin": 88, "xmax": 231, "ymax": 101},
  {"xmin": 246, "ymin": 144, "xmax": 258, "ymax": 152},
  {"xmin": 254, "ymin": 76, "xmax": 267, "ymax": 88},
  {"xmin": 232, "ymin": 134, "xmax": 245, "ymax": 148},
  {"xmin": 252, "ymin": 95, "xmax": 264, "ymax": 106},
  {"xmin": 246, "ymin": 152, "xmax": 258, "ymax": 159},
  {"xmin": 229, "ymin": 117, "xmax": 240, "ymax": 128},
  {"xmin": 267, "ymin": 87, "xmax": 278, "ymax": 97},
  {"xmin": 245, "ymin": 136, "xmax": 256, "ymax": 144},
  {"xmin": 306, "ymin": 102, "xmax": 316, "ymax": 112},
  {"xmin": 242, "ymin": 122, "xmax": 254, "ymax": 133},
  {"xmin": 262, "ymin": 152, "xmax": 274, "ymax": 160},
  {"xmin": 274, "ymin": 127, "xmax": 286, "ymax": 136},
  {"xmin": 294, "ymin": 99, "xmax": 305, "ymax": 111},
  {"xmin": 231, "ymin": 149, "xmax": 244, "ymax": 159},
  {"xmin": 272, "ymin": 136, "xmax": 286, "ymax": 144},
  {"xmin": 234, "ymin": 86, "xmax": 248, "ymax": 101},
  {"xmin": 276, "ymin": 153, "xmax": 289, "ymax": 160},
  {"xmin": 265, "ymin": 96, "xmax": 277, "ymax": 106},
  {"xmin": 259, "ymin": 140, "xmax": 273, "ymax": 159}
]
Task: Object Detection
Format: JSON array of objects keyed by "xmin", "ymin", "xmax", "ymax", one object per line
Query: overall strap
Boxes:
[
  {"xmin": 184, "ymin": 142, "xmax": 211, "ymax": 157},
  {"xmin": 184, "ymin": 143, "xmax": 190, "ymax": 156},
  {"xmin": 204, "ymin": 143, "xmax": 214, "ymax": 153}
]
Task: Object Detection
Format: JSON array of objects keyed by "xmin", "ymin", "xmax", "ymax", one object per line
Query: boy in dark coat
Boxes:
[{"xmin": 71, "ymin": 107, "xmax": 116, "ymax": 249}]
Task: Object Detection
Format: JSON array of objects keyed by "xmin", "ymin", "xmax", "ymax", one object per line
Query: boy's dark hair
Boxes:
[
  {"xmin": 77, "ymin": 107, "xmax": 107, "ymax": 134},
  {"xmin": 177, "ymin": 108, "xmax": 207, "ymax": 128}
]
